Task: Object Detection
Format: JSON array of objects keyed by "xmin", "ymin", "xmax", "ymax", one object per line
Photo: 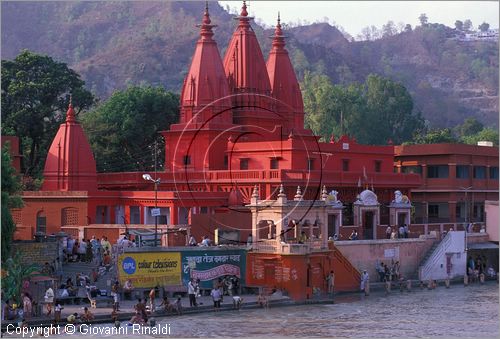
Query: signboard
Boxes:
[
  {"xmin": 384, "ymin": 247, "xmax": 400, "ymax": 259},
  {"xmin": 117, "ymin": 252, "xmax": 181, "ymax": 288},
  {"xmin": 151, "ymin": 208, "xmax": 161, "ymax": 217},
  {"xmin": 181, "ymin": 249, "xmax": 246, "ymax": 289}
]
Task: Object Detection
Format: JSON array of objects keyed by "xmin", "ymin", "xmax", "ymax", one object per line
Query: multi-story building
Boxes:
[{"xmin": 394, "ymin": 143, "xmax": 499, "ymax": 224}]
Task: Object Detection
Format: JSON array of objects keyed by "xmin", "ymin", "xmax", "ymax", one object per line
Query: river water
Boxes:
[
  {"xmin": 12, "ymin": 283, "xmax": 494, "ymax": 338},
  {"xmin": 90, "ymin": 282, "xmax": 497, "ymax": 338}
]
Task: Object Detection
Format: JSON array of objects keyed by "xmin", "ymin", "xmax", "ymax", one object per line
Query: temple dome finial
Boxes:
[
  {"xmin": 66, "ymin": 95, "xmax": 76, "ymax": 123},
  {"xmin": 241, "ymin": 0, "xmax": 248, "ymax": 17}
]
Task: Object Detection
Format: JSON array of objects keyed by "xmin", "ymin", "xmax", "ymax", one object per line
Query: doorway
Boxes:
[
  {"xmin": 363, "ymin": 211, "xmax": 374, "ymax": 239},
  {"xmin": 328, "ymin": 214, "xmax": 336, "ymax": 238}
]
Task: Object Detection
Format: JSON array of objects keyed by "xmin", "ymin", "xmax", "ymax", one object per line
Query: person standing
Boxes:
[
  {"xmin": 360, "ymin": 270, "xmax": 370, "ymax": 296},
  {"xmin": 188, "ymin": 279, "xmax": 197, "ymax": 307},
  {"xmin": 326, "ymin": 271, "xmax": 335, "ymax": 296},
  {"xmin": 385, "ymin": 226, "xmax": 392, "ymax": 239},
  {"xmin": 210, "ymin": 286, "xmax": 222, "ymax": 312},
  {"xmin": 44, "ymin": 285, "xmax": 54, "ymax": 316},
  {"xmin": 188, "ymin": 235, "xmax": 197, "ymax": 246},
  {"xmin": 149, "ymin": 287, "xmax": 156, "ymax": 312}
]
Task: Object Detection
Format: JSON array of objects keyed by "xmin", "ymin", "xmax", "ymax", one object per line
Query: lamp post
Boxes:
[
  {"xmin": 460, "ymin": 186, "xmax": 473, "ymax": 225},
  {"xmin": 143, "ymin": 173, "xmax": 161, "ymax": 247}
]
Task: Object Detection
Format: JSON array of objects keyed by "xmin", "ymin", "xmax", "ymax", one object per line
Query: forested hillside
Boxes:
[{"xmin": 2, "ymin": 1, "xmax": 498, "ymax": 128}]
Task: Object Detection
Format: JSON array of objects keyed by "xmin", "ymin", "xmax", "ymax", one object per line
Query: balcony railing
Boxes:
[{"xmin": 252, "ymin": 239, "xmax": 327, "ymax": 254}]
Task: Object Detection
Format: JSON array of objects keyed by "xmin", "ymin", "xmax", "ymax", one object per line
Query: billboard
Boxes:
[
  {"xmin": 181, "ymin": 249, "xmax": 246, "ymax": 289},
  {"xmin": 117, "ymin": 252, "xmax": 181, "ymax": 288}
]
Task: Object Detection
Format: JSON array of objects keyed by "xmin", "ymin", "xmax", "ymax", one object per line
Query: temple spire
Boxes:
[{"xmin": 66, "ymin": 95, "xmax": 76, "ymax": 123}]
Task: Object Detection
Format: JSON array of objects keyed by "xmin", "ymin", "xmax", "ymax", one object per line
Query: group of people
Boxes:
[
  {"xmin": 467, "ymin": 255, "xmax": 496, "ymax": 283},
  {"xmin": 188, "ymin": 235, "xmax": 212, "ymax": 247},
  {"xmin": 64, "ymin": 235, "xmax": 112, "ymax": 267},
  {"xmin": 376, "ymin": 260, "xmax": 401, "ymax": 282},
  {"xmin": 385, "ymin": 224, "xmax": 410, "ymax": 239}
]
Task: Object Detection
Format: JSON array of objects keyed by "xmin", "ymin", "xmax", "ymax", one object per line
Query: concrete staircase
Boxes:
[{"xmin": 62, "ymin": 260, "xmax": 114, "ymax": 292}]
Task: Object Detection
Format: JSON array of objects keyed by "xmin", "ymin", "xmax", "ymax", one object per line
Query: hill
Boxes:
[{"xmin": 2, "ymin": 1, "xmax": 498, "ymax": 128}]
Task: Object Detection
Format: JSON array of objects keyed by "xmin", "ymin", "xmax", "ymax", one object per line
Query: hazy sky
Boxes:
[{"xmin": 218, "ymin": 1, "xmax": 499, "ymax": 37}]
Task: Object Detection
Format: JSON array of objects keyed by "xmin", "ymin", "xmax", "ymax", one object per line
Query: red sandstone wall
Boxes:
[
  {"xmin": 190, "ymin": 209, "xmax": 252, "ymax": 244},
  {"xmin": 335, "ymin": 238, "xmax": 436, "ymax": 283}
]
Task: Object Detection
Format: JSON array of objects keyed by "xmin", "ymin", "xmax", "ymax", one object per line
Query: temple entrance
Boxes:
[
  {"xmin": 328, "ymin": 214, "xmax": 336, "ymax": 238},
  {"xmin": 397, "ymin": 212, "xmax": 407, "ymax": 226},
  {"xmin": 363, "ymin": 211, "xmax": 374, "ymax": 240}
]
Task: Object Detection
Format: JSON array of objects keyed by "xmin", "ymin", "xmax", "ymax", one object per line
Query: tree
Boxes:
[
  {"xmin": 382, "ymin": 20, "xmax": 397, "ymax": 37},
  {"xmin": 361, "ymin": 74, "xmax": 424, "ymax": 145},
  {"xmin": 454, "ymin": 20, "xmax": 464, "ymax": 31},
  {"xmin": 461, "ymin": 128, "xmax": 499, "ymax": 146},
  {"xmin": 413, "ymin": 128, "xmax": 457, "ymax": 144},
  {"xmin": 404, "ymin": 24, "xmax": 412, "ymax": 33},
  {"xmin": 302, "ymin": 73, "xmax": 424, "ymax": 145},
  {"xmin": 82, "ymin": 86, "xmax": 179, "ymax": 172},
  {"xmin": 2, "ymin": 252, "xmax": 40, "ymax": 304},
  {"xmin": 1, "ymin": 145, "xmax": 23, "ymax": 261},
  {"xmin": 418, "ymin": 13, "xmax": 428, "ymax": 26},
  {"xmin": 1, "ymin": 50, "xmax": 95, "ymax": 178},
  {"xmin": 455, "ymin": 117, "xmax": 483, "ymax": 138},
  {"xmin": 463, "ymin": 19, "xmax": 473, "ymax": 31},
  {"xmin": 478, "ymin": 22, "xmax": 490, "ymax": 32}
]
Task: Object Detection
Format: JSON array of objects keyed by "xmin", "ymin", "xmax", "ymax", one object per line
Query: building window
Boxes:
[
  {"xmin": 342, "ymin": 159, "xmax": 350, "ymax": 171},
  {"xmin": 240, "ymin": 158, "xmax": 249, "ymax": 170},
  {"xmin": 456, "ymin": 165, "xmax": 469, "ymax": 179},
  {"xmin": 183, "ymin": 155, "xmax": 191, "ymax": 166},
  {"xmin": 490, "ymin": 166, "xmax": 499, "ymax": 179},
  {"xmin": 428, "ymin": 205, "xmax": 439, "ymax": 218},
  {"xmin": 402, "ymin": 166, "xmax": 422, "ymax": 174},
  {"xmin": 473, "ymin": 166, "xmax": 486, "ymax": 179},
  {"xmin": 36, "ymin": 211, "xmax": 47, "ymax": 234},
  {"xmin": 270, "ymin": 158, "xmax": 279, "ymax": 170},
  {"xmin": 224, "ymin": 155, "xmax": 228, "ymax": 169},
  {"xmin": 374, "ymin": 160, "xmax": 382, "ymax": 173},
  {"xmin": 308, "ymin": 158, "xmax": 315, "ymax": 171},
  {"xmin": 427, "ymin": 165, "xmax": 449, "ymax": 178},
  {"xmin": 130, "ymin": 206, "xmax": 140, "ymax": 224},
  {"xmin": 61, "ymin": 207, "xmax": 79, "ymax": 226},
  {"xmin": 200, "ymin": 207, "xmax": 208, "ymax": 214}
]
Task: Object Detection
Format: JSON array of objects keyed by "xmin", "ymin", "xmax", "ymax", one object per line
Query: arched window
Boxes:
[
  {"xmin": 36, "ymin": 211, "xmax": 46, "ymax": 234},
  {"xmin": 61, "ymin": 207, "xmax": 79, "ymax": 226}
]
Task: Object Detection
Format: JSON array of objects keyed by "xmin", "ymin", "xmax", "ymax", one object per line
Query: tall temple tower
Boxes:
[
  {"xmin": 266, "ymin": 14, "xmax": 306, "ymax": 134},
  {"xmin": 163, "ymin": 3, "xmax": 235, "ymax": 171},
  {"xmin": 42, "ymin": 100, "xmax": 97, "ymax": 191}
]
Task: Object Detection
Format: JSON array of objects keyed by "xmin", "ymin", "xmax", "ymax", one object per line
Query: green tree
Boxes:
[
  {"xmin": 461, "ymin": 128, "xmax": 499, "ymax": 146},
  {"xmin": 455, "ymin": 117, "xmax": 483, "ymax": 138},
  {"xmin": 1, "ymin": 50, "xmax": 95, "ymax": 178},
  {"xmin": 2, "ymin": 252, "xmax": 40, "ymax": 304},
  {"xmin": 361, "ymin": 74, "xmax": 424, "ymax": 145},
  {"xmin": 82, "ymin": 86, "xmax": 179, "ymax": 172},
  {"xmin": 418, "ymin": 13, "xmax": 428, "ymax": 26},
  {"xmin": 478, "ymin": 22, "xmax": 490, "ymax": 32},
  {"xmin": 303, "ymin": 73, "xmax": 424, "ymax": 145},
  {"xmin": 1, "ymin": 145, "xmax": 23, "ymax": 261},
  {"xmin": 413, "ymin": 128, "xmax": 458, "ymax": 144},
  {"xmin": 463, "ymin": 19, "xmax": 473, "ymax": 31},
  {"xmin": 455, "ymin": 20, "xmax": 464, "ymax": 31}
]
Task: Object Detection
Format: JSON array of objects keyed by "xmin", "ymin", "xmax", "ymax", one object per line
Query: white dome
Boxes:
[{"xmin": 358, "ymin": 189, "xmax": 378, "ymax": 205}]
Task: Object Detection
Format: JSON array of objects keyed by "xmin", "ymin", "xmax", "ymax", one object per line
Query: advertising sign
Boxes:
[
  {"xmin": 181, "ymin": 249, "xmax": 246, "ymax": 289},
  {"xmin": 117, "ymin": 251, "xmax": 181, "ymax": 288}
]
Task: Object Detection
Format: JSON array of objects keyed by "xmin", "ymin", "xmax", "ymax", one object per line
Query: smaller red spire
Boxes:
[
  {"xmin": 271, "ymin": 12, "xmax": 286, "ymax": 49},
  {"xmin": 66, "ymin": 95, "xmax": 76, "ymax": 123},
  {"xmin": 241, "ymin": 0, "xmax": 248, "ymax": 17},
  {"xmin": 198, "ymin": 1, "xmax": 215, "ymax": 41}
]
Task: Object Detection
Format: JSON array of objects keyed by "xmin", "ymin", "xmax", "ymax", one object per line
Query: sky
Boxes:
[{"xmin": 218, "ymin": 1, "xmax": 499, "ymax": 38}]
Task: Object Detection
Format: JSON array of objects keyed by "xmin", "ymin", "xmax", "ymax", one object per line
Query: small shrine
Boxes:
[
  {"xmin": 247, "ymin": 184, "xmax": 343, "ymax": 253},
  {"xmin": 388, "ymin": 190, "xmax": 412, "ymax": 228},
  {"xmin": 353, "ymin": 189, "xmax": 380, "ymax": 240}
]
